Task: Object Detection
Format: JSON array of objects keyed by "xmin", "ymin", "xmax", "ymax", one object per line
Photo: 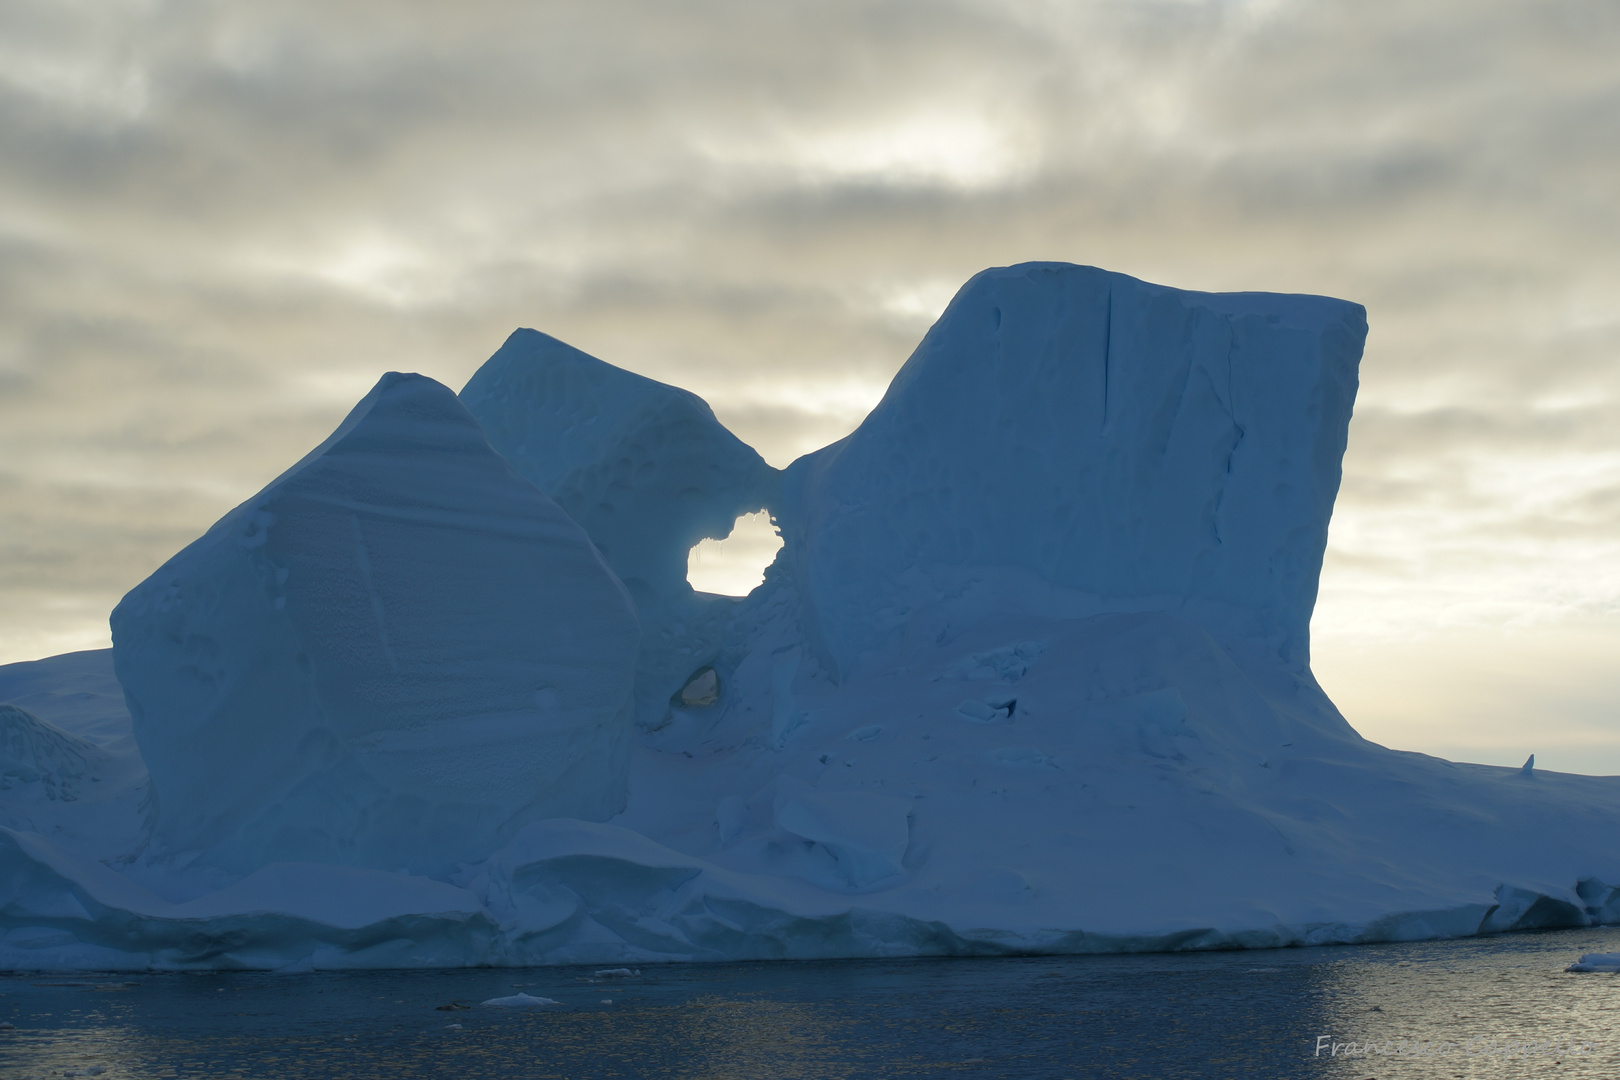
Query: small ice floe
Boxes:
[
  {"xmin": 1565, "ymin": 953, "xmax": 1620, "ymax": 972},
  {"xmin": 0, "ymin": 1021, "xmax": 14, "ymax": 1030},
  {"xmin": 481, "ymin": 992, "xmax": 561, "ymax": 1007},
  {"xmin": 443, "ymin": 1023, "xmax": 463, "ymax": 1030},
  {"xmin": 600, "ymin": 999, "xmax": 613, "ymax": 1005},
  {"xmin": 592, "ymin": 968, "xmax": 641, "ymax": 979}
]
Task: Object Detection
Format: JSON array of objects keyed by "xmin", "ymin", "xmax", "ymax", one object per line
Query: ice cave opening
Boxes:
[{"xmin": 686, "ymin": 510, "xmax": 782, "ymax": 596}]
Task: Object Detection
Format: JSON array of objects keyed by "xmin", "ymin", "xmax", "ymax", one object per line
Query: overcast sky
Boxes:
[{"xmin": 3, "ymin": 0, "xmax": 1617, "ymax": 771}]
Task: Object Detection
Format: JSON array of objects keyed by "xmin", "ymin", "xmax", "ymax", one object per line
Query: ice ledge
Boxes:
[{"xmin": 1, "ymin": 823, "xmax": 1611, "ymax": 972}]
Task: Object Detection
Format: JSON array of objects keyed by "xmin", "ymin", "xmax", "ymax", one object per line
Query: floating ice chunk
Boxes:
[
  {"xmin": 482, "ymin": 992, "xmax": 560, "ymax": 1007},
  {"xmin": 592, "ymin": 968, "xmax": 640, "ymax": 979},
  {"xmin": 773, "ymin": 788, "xmax": 912, "ymax": 888},
  {"xmin": 1566, "ymin": 953, "xmax": 1620, "ymax": 972},
  {"xmin": 111, "ymin": 373, "xmax": 640, "ymax": 875},
  {"xmin": 845, "ymin": 724, "xmax": 884, "ymax": 742}
]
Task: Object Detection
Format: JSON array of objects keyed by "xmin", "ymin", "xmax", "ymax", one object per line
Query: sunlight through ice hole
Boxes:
[{"xmin": 687, "ymin": 511, "xmax": 782, "ymax": 596}]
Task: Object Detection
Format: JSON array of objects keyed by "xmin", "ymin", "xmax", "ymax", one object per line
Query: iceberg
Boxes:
[
  {"xmin": 481, "ymin": 992, "xmax": 560, "ymax": 1007},
  {"xmin": 1566, "ymin": 952, "xmax": 1620, "ymax": 973},
  {"xmin": 4, "ymin": 262, "xmax": 1620, "ymax": 972}
]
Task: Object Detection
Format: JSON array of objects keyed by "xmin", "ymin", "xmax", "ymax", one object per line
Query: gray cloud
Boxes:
[{"xmin": 1, "ymin": 0, "xmax": 1617, "ymax": 764}]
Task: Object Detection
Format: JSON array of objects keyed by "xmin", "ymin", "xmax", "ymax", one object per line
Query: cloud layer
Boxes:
[{"xmin": 3, "ymin": 0, "xmax": 1616, "ymax": 768}]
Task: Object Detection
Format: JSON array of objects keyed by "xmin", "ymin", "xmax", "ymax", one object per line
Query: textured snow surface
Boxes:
[
  {"xmin": 3, "ymin": 262, "xmax": 1619, "ymax": 972},
  {"xmin": 108, "ymin": 373, "xmax": 639, "ymax": 876},
  {"xmin": 461, "ymin": 329, "xmax": 779, "ymax": 731},
  {"xmin": 779, "ymin": 264, "xmax": 1364, "ymax": 679},
  {"xmin": 1, "ymin": 704, "xmax": 105, "ymax": 800}
]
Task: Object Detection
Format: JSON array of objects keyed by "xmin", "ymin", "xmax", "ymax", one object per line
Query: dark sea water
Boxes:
[{"xmin": 3, "ymin": 928, "xmax": 1618, "ymax": 1079}]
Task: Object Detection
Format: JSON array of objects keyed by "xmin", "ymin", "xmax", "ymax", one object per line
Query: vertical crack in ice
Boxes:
[
  {"xmin": 1209, "ymin": 336, "xmax": 1242, "ymax": 549},
  {"xmin": 349, "ymin": 512, "xmax": 400, "ymax": 674},
  {"xmin": 1154, "ymin": 335, "xmax": 1198, "ymax": 461}
]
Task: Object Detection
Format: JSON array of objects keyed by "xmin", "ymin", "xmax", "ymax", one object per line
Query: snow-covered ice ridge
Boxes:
[{"xmin": 4, "ymin": 262, "xmax": 1619, "ymax": 972}]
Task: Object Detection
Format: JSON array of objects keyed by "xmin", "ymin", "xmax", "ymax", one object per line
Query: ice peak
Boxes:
[
  {"xmin": 778, "ymin": 261, "xmax": 1366, "ymax": 679},
  {"xmin": 111, "ymin": 372, "xmax": 640, "ymax": 874},
  {"xmin": 461, "ymin": 329, "xmax": 779, "ymax": 598},
  {"xmin": 461, "ymin": 329, "xmax": 781, "ymax": 731}
]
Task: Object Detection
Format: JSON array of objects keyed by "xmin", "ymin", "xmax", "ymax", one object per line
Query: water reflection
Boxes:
[
  {"xmin": 3, "ymin": 928, "xmax": 1618, "ymax": 1079},
  {"xmin": 1306, "ymin": 933, "xmax": 1620, "ymax": 1077}
]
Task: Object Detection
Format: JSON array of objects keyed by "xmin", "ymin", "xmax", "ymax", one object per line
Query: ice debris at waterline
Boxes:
[
  {"xmin": 3, "ymin": 262, "xmax": 1619, "ymax": 972},
  {"xmin": 1565, "ymin": 953, "xmax": 1620, "ymax": 973},
  {"xmin": 481, "ymin": 993, "xmax": 561, "ymax": 1008}
]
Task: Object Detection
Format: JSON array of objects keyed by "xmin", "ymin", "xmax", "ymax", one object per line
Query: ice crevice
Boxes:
[{"xmin": 4, "ymin": 262, "xmax": 1620, "ymax": 970}]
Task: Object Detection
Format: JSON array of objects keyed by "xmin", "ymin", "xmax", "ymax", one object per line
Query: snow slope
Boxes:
[{"xmin": 3, "ymin": 263, "xmax": 1618, "ymax": 971}]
